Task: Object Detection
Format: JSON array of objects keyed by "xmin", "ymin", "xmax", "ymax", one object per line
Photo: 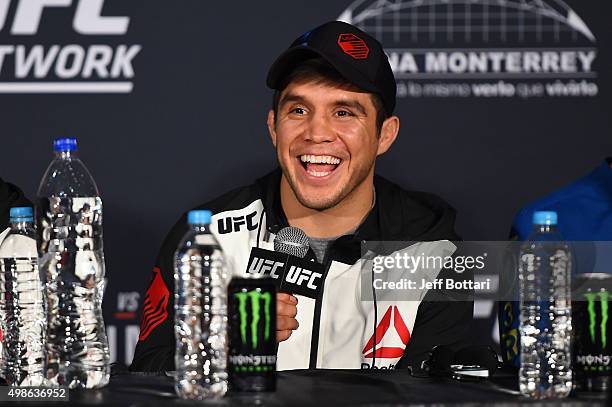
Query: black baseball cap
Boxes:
[{"xmin": 266, "ymin": 21, "xmax": 397, "ymax": 115}]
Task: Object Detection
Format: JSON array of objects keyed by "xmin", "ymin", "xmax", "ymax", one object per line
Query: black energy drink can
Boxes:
[
  {"xmin": 573, "ymin": 273, "xmax": 612, "ymax": 392},
  {"xmin": 228, "ymin": 277, "xmax": 277, "ymax": 392}
]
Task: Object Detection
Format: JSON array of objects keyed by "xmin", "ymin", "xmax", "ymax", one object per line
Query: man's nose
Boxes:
[{"xmin": 304, "ymin": 113, "xmax": 336, "ymax": 143}]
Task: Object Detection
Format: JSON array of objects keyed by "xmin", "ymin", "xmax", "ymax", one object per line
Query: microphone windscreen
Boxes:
[{"xmin": 274, "ymin": 227, "xmax": 309, "ymax": 258}]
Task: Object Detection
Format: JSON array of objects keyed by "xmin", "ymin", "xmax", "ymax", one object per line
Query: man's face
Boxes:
[{"xmin": 269, "ymin": 80, "xmax": 385, "ymax": 211}]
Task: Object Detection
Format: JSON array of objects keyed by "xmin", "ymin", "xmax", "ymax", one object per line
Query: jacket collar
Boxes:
[
  {"xmin": 255, "ymin": 168, "xmax": 458, "ymax": 265},
  {"xmin": 256, "ymin": 168, "xmax": 376, "ymax": 240},
  {"xmin": 255, "ymin": 168, "xmax": 458, "ymax": 244},
  {"xmin": 256, "ymin": 168, "xmax": 287, "ymax": 234}
]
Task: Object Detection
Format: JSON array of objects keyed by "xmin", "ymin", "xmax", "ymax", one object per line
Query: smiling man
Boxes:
[
  {"xmin": 269, "ymin": 58, "xmax": 398, "ymax": 248},
  {"xmin": 131, "ymin": 21, "xmax": 473, "ymax": 372}
]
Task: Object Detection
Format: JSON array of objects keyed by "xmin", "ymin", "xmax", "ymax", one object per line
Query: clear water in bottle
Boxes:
[
  {"xmin": 519, "ymin": 211, "xmax": 572, "ymax": 398},
  {"xmin": 37, "ymin": 138, "xmax": 110, "ymax": 389},
  {"xmin": 0, "ymin": 207, "xmax": 47, "ymax": 386},
  {"xmin": 174, "ymin": 210, "xmax": 228, "ymax": 400},
  {"xmin": 0, "ymin": 228, "xmax": 6, "ymax": 380}
]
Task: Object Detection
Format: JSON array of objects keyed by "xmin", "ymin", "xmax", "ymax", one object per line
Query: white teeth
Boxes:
[
  {"xmin": 300, "ymin": 155, "xmax": 341, "ymax": 165},
  {"xmin": 299, "ymin": 155, "xmax": 339, "ymax": 177},
  {"xmin": 307, "ymin": 170, "xmax": 331, "ymax": 177}
]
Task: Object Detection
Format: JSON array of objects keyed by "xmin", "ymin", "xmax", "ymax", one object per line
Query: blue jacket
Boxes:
[{"xmin": 499, "ymin": 159, "xmax": 612, "ymax": 366}]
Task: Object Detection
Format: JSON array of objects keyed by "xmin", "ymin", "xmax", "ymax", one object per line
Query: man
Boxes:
[{"xmin": 131, "ymin": 21, "xmax": 473, "ymax": 372}]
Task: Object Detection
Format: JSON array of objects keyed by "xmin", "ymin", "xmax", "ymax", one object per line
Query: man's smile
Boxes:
[{"xmin": 297, "ymin": 154, "xmax": 344, "ymax": 179}]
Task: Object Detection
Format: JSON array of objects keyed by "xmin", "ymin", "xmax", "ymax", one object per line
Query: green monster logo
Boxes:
[
  {"xmin": 235, "ymin": 290, "xmax": 272, "ymax": 348},
  {"xmin": 585, "ymin": 291, "xmax": 609, "ymax": 348}
]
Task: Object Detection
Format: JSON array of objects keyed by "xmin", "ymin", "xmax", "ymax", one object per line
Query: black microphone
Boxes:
[
  {"xmin": 245, "ymin": 227, "xmax": 310, "ymax": 282},
  {"xmin": 274, "ymin": 227, "xmax": 324, "ymax": 299},
  {"xmin": 244, "ymin": 227, "xmax": 325, "ymax": 299}
]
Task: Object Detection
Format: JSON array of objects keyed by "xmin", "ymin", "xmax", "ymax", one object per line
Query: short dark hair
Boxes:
[{"xmin": 271, "ymin": 57, "xmax": 389, "ymax": 133}]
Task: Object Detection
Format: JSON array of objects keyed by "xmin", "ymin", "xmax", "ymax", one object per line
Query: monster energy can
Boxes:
[
  {"xmin": 227, "ymin": 277, "xmax": 276, "ymax": 392},
  {"xmin": 572, "ymin": 273, "xmax": 612, "ymax": 392}
]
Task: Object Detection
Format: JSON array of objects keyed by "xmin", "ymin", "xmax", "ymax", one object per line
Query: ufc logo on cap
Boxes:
[
  {"xmin": 0, "ymin": 0, "xmax": 129, "ymax": 35},
  {"xmin": 337, "ymin": 33, "xmax": 369, "ymax": 60}
]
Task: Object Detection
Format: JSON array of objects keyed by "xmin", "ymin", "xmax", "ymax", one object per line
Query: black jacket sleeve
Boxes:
[{"xmin": 129, "ymin": 213, "xmax": 188, "ymax": 372}]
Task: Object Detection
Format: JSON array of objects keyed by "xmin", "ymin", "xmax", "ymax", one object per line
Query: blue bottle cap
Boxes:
[
  {"xmin": 10, "ymin": 206, "xmax": 33, "ymax": 222},
  {"xmin": 187, "ymin": 210, "xmax": 212, "ymax": 225},
  {"xmin": 532, "ymin": 211, "xmax": 558, "ymax": 226},
  {"xmin": 53, "ymin": 138, "xmax": 78, "ymax": 152}
]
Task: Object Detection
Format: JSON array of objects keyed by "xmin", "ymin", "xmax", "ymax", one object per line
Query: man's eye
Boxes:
[
  {"xmin": 291, "ymin": 107, "xmax": 306, "ymax": 115},
  {"xmin": 335, "ymin": 110, "xmax": 354, "ymax": 117}
]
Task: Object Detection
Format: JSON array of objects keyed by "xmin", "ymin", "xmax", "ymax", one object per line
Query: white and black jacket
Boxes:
[{"xmin": 131, "ymin": 169, "xmax": 474, "ymax": 372}]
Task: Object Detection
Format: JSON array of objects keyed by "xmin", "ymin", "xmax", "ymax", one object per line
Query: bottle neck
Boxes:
[
  {"xmin": 54, "ymin": 150, "xmax": 78, "ymax": 159},
  {"xmin": 191, "ymin": 224, "xmax": 211, "ymax": 234},
  {"xmin": 10, "ymin": 220, "xmax": 34, "ymax": 231}
]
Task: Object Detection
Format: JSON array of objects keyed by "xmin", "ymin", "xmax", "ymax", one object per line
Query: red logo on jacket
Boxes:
[
  {"xmin": 363, "ymin": 306, "xmax": 411, "ymax": 358},
  {"xmin": 337, "ymin": 33, "xmax": 369, "ymax": 60},
  {"xmin": 138, "ymin": 267, "xmax": 170, "ymax": 341}
]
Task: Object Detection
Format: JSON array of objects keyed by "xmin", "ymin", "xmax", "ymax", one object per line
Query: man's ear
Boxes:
[
  {"xmin": 267, "ymin": 109, "xmax": 277, "ymax": 147},
  {"xmin": 376, "ymin": 116, "xmax": 400, "ymax": 156}
]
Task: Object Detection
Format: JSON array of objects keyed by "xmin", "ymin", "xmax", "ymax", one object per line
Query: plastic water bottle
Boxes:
[
  {"xmin": 0, "ymin": 229, "xmax": 5, "ymax": 381},
  {"xmin": 0, "ymin": 207, "xmax": 46, "ymax": 386},
  {"xmin": 37, "ymin": 138, "xmax": 110, "ymax": 389},
  {"xmin": 0, "ymin": 315, "xmax": 2, "ymax": 381},
  {"xmin": 0, "ymin": 322, "xmax": 2, "ymax": 381},
  {"xmin": 174, "ymin": 210, "xmax": 229, "ymax": 400},
  {"xmin": 519, "ymin": 211, "xmax": 572, "ymax": 398}
]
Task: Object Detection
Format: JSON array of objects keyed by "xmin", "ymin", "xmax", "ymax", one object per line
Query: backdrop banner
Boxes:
[{"xmin": 0, "ymin": 0, "xmax": 610, "ymax": 365}]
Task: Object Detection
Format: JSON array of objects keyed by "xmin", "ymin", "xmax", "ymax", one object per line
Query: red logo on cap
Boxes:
[{"xmin": 337, "ymin": 33, "xmax": 369, "ymax": 60}]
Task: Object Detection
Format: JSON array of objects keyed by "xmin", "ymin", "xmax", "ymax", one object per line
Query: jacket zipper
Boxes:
[{"xmin": 308, "ymin": 244, "xmax": 334, "ymax": 369}]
